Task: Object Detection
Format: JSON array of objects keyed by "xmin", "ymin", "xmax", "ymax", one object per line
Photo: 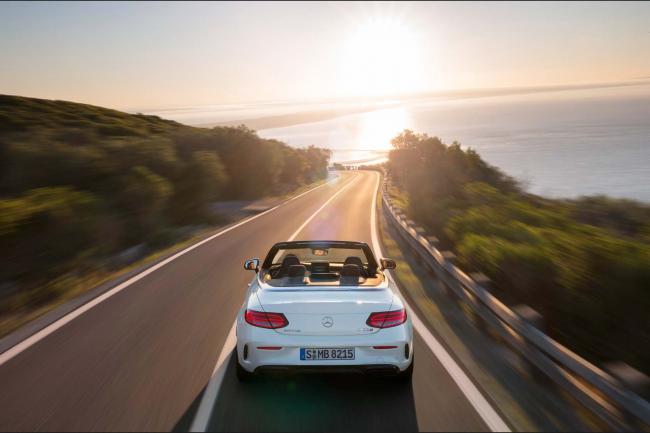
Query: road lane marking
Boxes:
[
  {"xmin": 189, "ymin": 172, "xmax": 362, "ymax": 432},
  {"xmin": 368, "ymin": 171, "xmax": 510, "ymax": 433},
  {"xmin": 287, "ymin": 174, "xmax": 361, "ymax": 241},
  {"xmin": 0, "ymin": 177, "xmax": 338, "ymax": 367},
  {"xmin": 189, "ymin": 322, "xmax": 236, "ymax": 433}
]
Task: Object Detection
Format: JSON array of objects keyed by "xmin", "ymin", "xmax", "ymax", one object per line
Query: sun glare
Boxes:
[
  {"xmin": 358, "ymin": 107, "xmax": 410, "ymax": 151},
  {"xmin": 339, "ymin": 17, "xmax": 423, "ymax": 98}
]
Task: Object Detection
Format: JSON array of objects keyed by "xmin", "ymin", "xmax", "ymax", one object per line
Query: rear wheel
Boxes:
[{"xmin": 236, "ymin": 357, "xmax": 255, "ymax": 382}]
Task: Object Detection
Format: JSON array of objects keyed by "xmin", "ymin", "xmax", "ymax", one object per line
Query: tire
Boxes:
[
  {"xmin": 397, "ymin": 355, "xmax": 414, "ymax": 381},
  {"xmin": 236, "ymin": 357, "xmax": 255, "ymax": 382}
]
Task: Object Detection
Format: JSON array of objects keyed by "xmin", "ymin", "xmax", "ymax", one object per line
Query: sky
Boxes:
[{"xmin": 1, "ymin": 1, "xmax": 649, "ymax": 111}]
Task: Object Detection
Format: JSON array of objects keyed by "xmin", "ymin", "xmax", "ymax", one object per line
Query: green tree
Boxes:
[
  {"xmin": 170, "ymin": 151, "xmax": 228, "ymax": 224},
  {"xmin": 0, "ymin": 187, "xmax": 99, "ymax": 282},
  {"xmin": 118, "ymin": 166, "xmax": 172, "ymax": 239},
  {"xmin": 387, "ymin": 129, "xmax": 650, "ymax": 372}
]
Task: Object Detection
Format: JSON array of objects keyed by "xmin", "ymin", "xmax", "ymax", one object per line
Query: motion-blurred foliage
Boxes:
[
  {"xmin": 0, "ymin": 95, "xmax": 330, "ymax": 311},
  {"xmin": 388, "ymin": 130, "xmax": 650, "ymax": 372}
]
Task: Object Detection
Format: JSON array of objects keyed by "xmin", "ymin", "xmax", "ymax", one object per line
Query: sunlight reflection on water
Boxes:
[
  {"xmin": 258, "ymin": 87, "xmax": 650, "ymax": 201},
  {"xmin": 357, "ymin": 107, "xmax": 411, "ymax": 151}
]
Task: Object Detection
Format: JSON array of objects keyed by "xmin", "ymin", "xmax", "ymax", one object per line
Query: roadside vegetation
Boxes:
[
  {"xmin": 386, "ymin": 130, "xmax": 650, "ymax": 373},
  {"xmin": 0, "ymin": 95, "xmax": 330, "ymax": 333}
]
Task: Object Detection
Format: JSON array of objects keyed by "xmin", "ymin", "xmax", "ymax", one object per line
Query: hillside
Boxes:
[
  {"xmin": 0, "ymin": 94, "xmax": 330, "ymax": 327},
  {"xmin": 386, "ymin": 130, "xmax": 650, "ymax": 373},
  {"xmin": 0, "ymin": 94, "xmax": 187, "ymax": 136}
]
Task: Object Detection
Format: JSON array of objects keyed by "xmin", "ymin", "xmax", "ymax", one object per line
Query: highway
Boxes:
[{"xmin": 0, "ymin": 171, "xmax": 507, "ymax": 432}]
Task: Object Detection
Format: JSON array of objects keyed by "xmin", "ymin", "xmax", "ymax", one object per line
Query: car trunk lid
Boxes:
[{"xmin": 256, "ymin": 288, "xmax": 394, "ymax": 336}]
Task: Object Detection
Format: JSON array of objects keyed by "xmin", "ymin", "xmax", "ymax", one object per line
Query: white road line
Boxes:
[
  {"xmin": 368, "ymin": 171, "xmax": 510, "ymax": 433},
  {"xmin": 0, "ymin": 178, "xmax": 335, "ymax": 367},
  {"xmin": 189, "ymin": 173, "xmax": 361, "ymax": 432},
  {"xmin": 189, "ymin": 322, "xmax": 237, "ymax": 433},
  {"xmin": 287, "ymin": 174, "xmax": 360, "ymax": 242}
]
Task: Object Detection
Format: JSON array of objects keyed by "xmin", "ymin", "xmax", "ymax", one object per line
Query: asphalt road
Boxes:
[{"xmin": 0, "ymin": 171, "xmax": 494, "ymax": 432}]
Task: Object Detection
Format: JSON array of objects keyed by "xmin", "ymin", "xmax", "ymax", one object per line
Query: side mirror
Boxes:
[
  {"xmin": 244, "ymin": 258, "xmax": 260, "ymax": 273},
  {"xmin": 380, "ymin": 258, "xmax": 396, "ymax": 270}
]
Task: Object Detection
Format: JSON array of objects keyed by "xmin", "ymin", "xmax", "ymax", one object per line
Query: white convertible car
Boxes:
[{"xmin": 236, "ymin": 240, "xmax": 414, "ymax": 381}]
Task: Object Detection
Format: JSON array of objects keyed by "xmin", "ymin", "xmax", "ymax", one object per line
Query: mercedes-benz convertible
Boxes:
[{"xmin": 236, "ymin": 240, "xmax": 413, "ymax": 380}]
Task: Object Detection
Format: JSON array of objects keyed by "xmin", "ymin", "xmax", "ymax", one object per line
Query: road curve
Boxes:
[{"xmin": 0, "ymin": 171, "xmax": 495, "ymax": 432}]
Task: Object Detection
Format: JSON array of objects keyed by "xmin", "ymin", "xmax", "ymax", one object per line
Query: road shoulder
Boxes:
[{"xmin": 376, "ymin": 181, "xmax": 599, "ymax": 432}]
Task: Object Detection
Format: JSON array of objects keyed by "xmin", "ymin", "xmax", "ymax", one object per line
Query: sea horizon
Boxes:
[{"xmin": 144, "ymin": 82, "xmax": 650, "ymax": 202}]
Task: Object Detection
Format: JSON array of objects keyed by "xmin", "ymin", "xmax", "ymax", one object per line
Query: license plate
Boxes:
[{"xmin": 300, "ymin": 347, "xmax": 355, "ymax": 361}]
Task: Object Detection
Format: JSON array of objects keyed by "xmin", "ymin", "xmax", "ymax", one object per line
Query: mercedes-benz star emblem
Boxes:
[{"xmin": 321, "ymin": 316, "xmax": 334, "ymax": 328}]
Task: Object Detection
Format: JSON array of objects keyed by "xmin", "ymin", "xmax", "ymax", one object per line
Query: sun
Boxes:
[{"xmin": 339, "ymin": 17, "xmax": 423, "ymax": 98}]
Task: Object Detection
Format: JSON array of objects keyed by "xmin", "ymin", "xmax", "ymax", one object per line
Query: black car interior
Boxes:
[
  {"xmin": 267, "ymin": 253, "xmax": 380, "ymax": 286},
  {"xmin": 260, "ymin": 241, "xmax": 387, "ymax": 287},
  {"xmin": 339, "ymin": 263, "xmax": 361, "ymax": 285},
  {"xmin": 275, "ymin": 254, "xmax": 300, "ymax": 277},
  {"xmin": 343, "ymin": 256, "xmax": 368, "ymax": 277}
]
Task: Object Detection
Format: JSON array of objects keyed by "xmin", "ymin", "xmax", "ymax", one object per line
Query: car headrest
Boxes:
[
  {"xmin": 288, "ymin": 264, "xmax": 306, "ymax": 278},
  {"xmin": 344, "ymin": 256, "xmax": 364, "ymax": 268},
  {"xmin": 277, "ymin": 254, "xmax": 300, "ymax": 277},
  {"xmin": 282, "ymin": 254, "xmax": 300, "ymax": 267},
  {"xmin": 343, "ymin": 256, "xmax": 367, "ymax": 277},
  {"xmin": 340, "ymin": 263, "xmax": 361, "ymax": 277},
  {"xmin": 340, "ymin": 264, "xmax": 361, "ymax": 285}
]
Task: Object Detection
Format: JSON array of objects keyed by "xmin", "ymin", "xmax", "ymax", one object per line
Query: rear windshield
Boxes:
[{"xmin": 271, "ymin": 247, "xmax": 368, "ymax": 265}]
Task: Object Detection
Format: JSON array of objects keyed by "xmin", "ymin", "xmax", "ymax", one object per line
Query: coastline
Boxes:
[{"xmin": 190, "ymin": 79, "xmax": 650, "ymax": 131}]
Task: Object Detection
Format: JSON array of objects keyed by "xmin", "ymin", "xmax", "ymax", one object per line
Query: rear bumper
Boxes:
[
  {"xmin": 254, "ymin": 364, "xmax": 401, "ymax": 376},
  {"xmin": 235, "ymin": 314, "xmax": 414, "ymax": 373}
]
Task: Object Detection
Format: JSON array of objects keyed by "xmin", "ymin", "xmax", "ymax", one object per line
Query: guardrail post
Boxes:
[
  {"xmin": 410, "ymin": 226, "xmax": 428, "ymax": 265},
  {"xmin": 426, "ymin": 236, "xmax": 439, "ymax": 247},
  {"xmin": 467, "ymin": 272, "xmax": 491, "ymax": 331},
  {"xmin": 604, "ymin": 362, "xmax": 650, "ymax": 428},
  {"xmin": 469, "ymin": 272, "xmax": 491, "ymax": 288},
  {"xmin": 421, "ymin": 236, "xmax": 440, "ymax": 279},
  {"xmin": 512, "ymin": 304, "xmax": 549, "ymax": 383},
  {"xmin": 441, "ymin": 250, "xmax": 457, "ymax": 265},
  {"xmin": 512, "ymin": 304, "xmax": 546, "ymax": 331},
  {"xmin": 439, "ymin": 251, "xmax": 459, "ymax": 300}
]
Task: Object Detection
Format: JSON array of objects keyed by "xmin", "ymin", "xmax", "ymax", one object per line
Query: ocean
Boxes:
[
  {"xmin": 149, "ymin": 84, "xmax": 650, "ymax": 202},
  {"xmin": 258, "ymin": 85, "xmax": 650, "ymax": 202}
]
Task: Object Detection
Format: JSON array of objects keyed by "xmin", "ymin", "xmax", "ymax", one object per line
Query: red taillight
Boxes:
[
  {"xmin": 366, "ymin": 309, "xmax": 407, "ymax": 328},
  {"xmin": 245, "ymin": 309, "xmax": 289, "ymax": 329}
]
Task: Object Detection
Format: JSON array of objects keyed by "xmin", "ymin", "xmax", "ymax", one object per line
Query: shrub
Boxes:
[
  {"xmin": 388, "ymin": 129, "xmax": 650, "ymax": 372},
  {"xmin": 0, "ymin": 95, "xmax": 331, "ymax": 322}
]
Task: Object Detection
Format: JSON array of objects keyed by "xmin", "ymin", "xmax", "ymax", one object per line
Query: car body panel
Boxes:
[
  {"xmin": 236, "ymin": 241, "xmax": 413, "ymax": 375},
  {"xmin": 254, "ymin": 287, "xmax": 395, "ymax": 336}
]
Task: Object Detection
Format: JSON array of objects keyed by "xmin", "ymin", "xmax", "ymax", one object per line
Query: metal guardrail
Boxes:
[{"xmin": 380, "ymin": 172, "xmax": 650, "ymax": 431}]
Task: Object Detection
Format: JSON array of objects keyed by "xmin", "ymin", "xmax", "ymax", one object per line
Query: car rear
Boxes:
[{"xmin": 236, "ymin": 287, "xmax": 413, "ymax": 377}]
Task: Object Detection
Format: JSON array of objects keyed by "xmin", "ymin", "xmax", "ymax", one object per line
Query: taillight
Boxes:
[
  {"xmin": 366, "ymin": 309, "xmax": 407, "ymax": 328},
  {"xmin": 245, "ymin": 309, "xmax": 289, "ymax": 329}
]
